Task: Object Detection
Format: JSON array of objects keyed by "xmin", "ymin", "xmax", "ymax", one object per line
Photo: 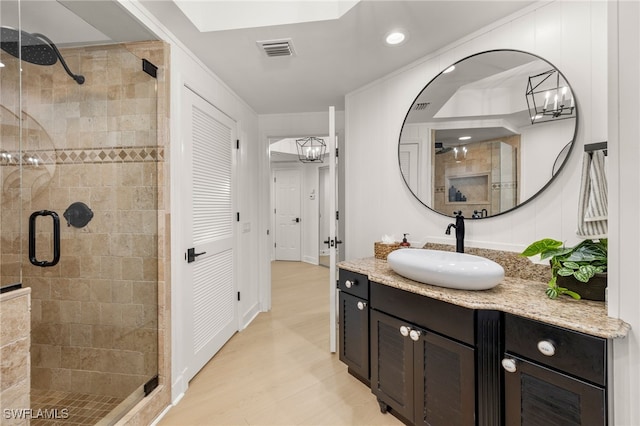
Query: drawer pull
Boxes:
[
  {"xmin": 409, "ymin": 329, "xmax": 421, "ymax": 341},
  {"xmin": 537, "ymin": 340, "xmax": 556, "ymax": 357},
  {"xmin": 400, "ymin": 326, "xmax": 411, "ymax": 337},
  {"xmin": 345, "ymin": 280, "xmax": 354, "ymax": 288},
  {"xmin": 357, "ymin": 301, "xmax": 367, "ymax": 310},
  {"xmin": 501, "ymin": 358, "xmax": 517, "ymax": 373}
]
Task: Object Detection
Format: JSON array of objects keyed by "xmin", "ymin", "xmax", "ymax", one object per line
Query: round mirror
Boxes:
[{"xmin": 399, "ymin": 49, "xmax": 578, "ymax": 219}]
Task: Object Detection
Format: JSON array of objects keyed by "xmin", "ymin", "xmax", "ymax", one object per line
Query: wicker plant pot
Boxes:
[{"xmin": 557, "ymin": 273, "xmax": 607, "ymax": 301}]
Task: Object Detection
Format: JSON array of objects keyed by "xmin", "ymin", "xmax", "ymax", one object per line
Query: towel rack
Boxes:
[{"xmin": 584, "ymin": 141, "xmax": 607, "ymax": 156}]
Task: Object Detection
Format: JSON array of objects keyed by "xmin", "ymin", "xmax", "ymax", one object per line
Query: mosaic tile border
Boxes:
[{"xmin": 0, "ymin": 146, "xmax": 164, "ymax": 167}]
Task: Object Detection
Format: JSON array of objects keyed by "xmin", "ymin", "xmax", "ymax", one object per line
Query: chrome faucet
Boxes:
[{"xmin": 445, "ymin": 210, "xmax": 465, "ymax": 253}]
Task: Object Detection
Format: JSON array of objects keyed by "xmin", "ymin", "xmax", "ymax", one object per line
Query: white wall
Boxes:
[
  {"xmin": 119, "ymin": 1, "xmax": 261, "ymax": 403},
  {"xmin": 346, "ymin": 1, "xmax": 640, "ymax": 423},
  {"xmin": 345, "ymin": 0, "xmax": 606, "ymax": 257},
  {"xmin": 608, "ymin": 1, "xmax": 640, "ymax": 424}
]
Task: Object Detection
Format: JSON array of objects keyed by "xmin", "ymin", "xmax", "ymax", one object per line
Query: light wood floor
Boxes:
[{"xmin": 159, "ymin": 261, "xmax": 401, "ymax": 426}]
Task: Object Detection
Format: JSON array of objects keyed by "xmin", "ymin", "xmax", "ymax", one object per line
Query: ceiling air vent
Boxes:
[
  {"xmin": 413, "ymin": 102, "xmax": 430, "ymax": 111},
  {"xmin": 257, "ymin": 38, "xmax": 296, "ymax": 57}
]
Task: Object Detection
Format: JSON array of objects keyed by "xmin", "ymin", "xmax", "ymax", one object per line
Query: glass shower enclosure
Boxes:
[{"xmin": 1, "ymin": 1, "xmax": 161, "ymax": 423}]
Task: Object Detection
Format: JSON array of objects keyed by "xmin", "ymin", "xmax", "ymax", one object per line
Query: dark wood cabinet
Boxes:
[
  {"xmin": 338, "ymin": 291, "xmax": 369, "ymax": 382},
  {"xmin": 503, "ymin": 314, "xmax": 607, "ymax": 426},
  {"xmin": 370, "ymin": 303, "xmax": 475, "ymax": 425},
  {"xmin": 337, "ymin": 268, "xmax": 611, "ymax": 426},
  {"xmin": 370, "ymin": 309, "xmax": 414, "ymax": 422},
  {"xmin": 338, "ymin": 269, "xmax": 369, "ymax": 384}
]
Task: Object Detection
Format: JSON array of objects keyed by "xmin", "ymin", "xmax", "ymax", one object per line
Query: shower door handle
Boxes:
[{"xmin": 29, "ymin": 210, "xmax": 61, "ymax": 267}]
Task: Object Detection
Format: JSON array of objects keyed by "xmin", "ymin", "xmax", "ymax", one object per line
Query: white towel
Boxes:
[{"xmin": 577, "ymin": 151, "xmax": 607, "ymax": 239}]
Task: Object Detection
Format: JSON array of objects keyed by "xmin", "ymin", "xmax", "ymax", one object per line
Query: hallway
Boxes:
[{"xmin": 159, "ymin": 261, "xmax": 400, "ymax": 425}]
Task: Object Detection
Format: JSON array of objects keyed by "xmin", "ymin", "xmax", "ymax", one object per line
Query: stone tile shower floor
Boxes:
[{"xmin": 30, "ymin": 389, "xmax": 123, "ymax": 425}]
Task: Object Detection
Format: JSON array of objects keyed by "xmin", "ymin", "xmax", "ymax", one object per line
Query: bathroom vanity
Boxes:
[{"xmin": 338, "ymin": 258, "xmax": 629, "ymax": 426}]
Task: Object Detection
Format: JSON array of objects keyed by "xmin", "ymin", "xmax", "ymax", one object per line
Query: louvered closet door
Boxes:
[{"xmin": 183, "ymin": 87, "xmax": 238, "ymax": 382}]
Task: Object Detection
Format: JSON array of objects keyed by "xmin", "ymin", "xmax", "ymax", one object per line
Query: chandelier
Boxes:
[
  {"xmin": 525, "ymin": 69, "xmax": 575, "ymax": 125},
  {"xmin": 296, "ymin": 137, "xmax": 326, "ymax": 163}
]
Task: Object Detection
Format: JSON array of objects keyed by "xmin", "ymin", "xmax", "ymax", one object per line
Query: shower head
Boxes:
[{"xmin": 0, "ymin": 27, "xmax": 85, "ymax": 84}]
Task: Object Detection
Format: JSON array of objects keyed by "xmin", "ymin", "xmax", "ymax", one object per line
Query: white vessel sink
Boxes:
[{"xmin": 386, "ymin": 249, "xmax": 504, "ymax": 290}]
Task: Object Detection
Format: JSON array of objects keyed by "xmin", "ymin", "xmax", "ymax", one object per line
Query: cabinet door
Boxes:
[
  {"xmin": 504, "ymin": 355, "xmax": 606, "ymax": 426},
  {"xmin": 339, "ymin": 291, "xmax": 369, "ymax": 382},
  {"xmin": 414, "ymin": 330, "xmax": 476, "ymax": 426},
  {"xmin": 370, "ymin": 309, "xmax": 415, "ymax": 423}
]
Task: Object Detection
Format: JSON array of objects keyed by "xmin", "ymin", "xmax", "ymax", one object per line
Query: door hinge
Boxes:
[
  {"xmin": 336, "ymin": 279, "xmax": 340, "ymax": 289},
  {"xmin": 236, "ymin": 139, "xmax": 240, "ymax": 149},
  {"xmin": 142, "ymin": 59, "xmax": 158, "ymax": 79},
  {"xmin": 336, "ymin": 147, "xmax": 339, "ymax": 157},
  {"xmin": 267, "ymin": 229, "xmax": 270, "ymax": 235},
  {"xmin": 237, "ymin": 292, "xmax": 241, "ymax": 301},
  {"xmin": 144, "ymin": 375, "xmax": 159, "ymax": 396},
  {"xmin": 336, "ymin": 211, "xmax": 339, "ymax": 220},
  {"xmin": 236, "ymin": 212, "xmax": 240, "ymax": 222},
  {"xmin": 274, "ymin": 177, "xmax": 276, "ymax": 183}
]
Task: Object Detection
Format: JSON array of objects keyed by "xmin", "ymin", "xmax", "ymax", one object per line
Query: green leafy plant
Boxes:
[{"xmin": 520, "ymin": 238, "xmax": 607, "ymax": 299}]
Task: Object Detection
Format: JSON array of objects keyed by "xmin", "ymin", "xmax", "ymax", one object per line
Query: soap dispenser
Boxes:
[{"xmin": 400, "ymin": 233, "xmax": 411, "ymax": 247}]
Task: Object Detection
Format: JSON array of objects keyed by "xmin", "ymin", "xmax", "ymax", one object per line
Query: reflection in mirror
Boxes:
[{"xmin": 399, "ymin": 50, "xmax": 578, "ymax": 218}]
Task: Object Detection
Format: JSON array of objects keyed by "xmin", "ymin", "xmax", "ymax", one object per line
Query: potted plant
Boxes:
[{"xmin": 520, "ymin": 238, "xmax": 607, "ymax": 300}]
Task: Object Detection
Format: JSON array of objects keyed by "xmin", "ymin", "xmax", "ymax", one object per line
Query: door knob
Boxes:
[
  {"xmin": 345, "ymin": 280, "xmax": 354, "ymax": 288},
  {"xmin": 409, "ymin": 329, "xmax": 421, "ymax": 341},
  {"xmin": 292, "ymin": 217, "xmax": 300, "ymax": 223},
  {"xmin": 399, "ymin": 326, "xmax": 411, "ymax": 337},
  {"xmin": 357, "ymin": 301, "xmax": 367, "ymax": 310}
]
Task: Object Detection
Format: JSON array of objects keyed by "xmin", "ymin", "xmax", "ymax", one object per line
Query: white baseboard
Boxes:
[
  {"xmin": 150, "ymin": 404, "xmax": 174, "ymax": 426},
  {"xmin": 302, "ymin": 255, "xmax": 318, "ymax": 265}
]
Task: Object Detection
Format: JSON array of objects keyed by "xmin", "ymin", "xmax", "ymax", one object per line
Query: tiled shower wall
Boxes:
[{"xmin": 0, "ymin": 41, "xmax": 167, "ymax": 399}]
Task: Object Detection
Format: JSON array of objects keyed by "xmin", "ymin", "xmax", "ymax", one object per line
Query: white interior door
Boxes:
[
  {"xmin": 328, "ymin": 107, "xmax": 339, "ymax": 353},
  {"xmin": 274, "ymin": 169, "xmax": 301, "ymax": 261},
  {"xmin": 319, "ymin": 167, "xmax": 330, "ymax": 258},
  {"xmin": 182, "ymin": 87, "xmax": 238, "ymax": 382}
]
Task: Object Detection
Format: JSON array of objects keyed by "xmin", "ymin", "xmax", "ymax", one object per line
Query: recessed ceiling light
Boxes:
[
  {"xmin": 443, "ymin": 65, "xmax": 455, "ymax": 74},
  {"xmin": 459, "ymin": 136, "xmax": 471, "ymax": 141},
  {"xmin": 385, "ymin": 31, "xmax": 406, "ymax": 46}
]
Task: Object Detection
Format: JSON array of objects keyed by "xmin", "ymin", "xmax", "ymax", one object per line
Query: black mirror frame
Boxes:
[{"xmin": 398, "ymin": 49, "xmax": 579, "ymax": 219}]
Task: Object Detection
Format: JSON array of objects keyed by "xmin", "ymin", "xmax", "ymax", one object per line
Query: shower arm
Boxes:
[{"xmin": 31, "ymin": 33, "xmax": 85, "ymax": 85}]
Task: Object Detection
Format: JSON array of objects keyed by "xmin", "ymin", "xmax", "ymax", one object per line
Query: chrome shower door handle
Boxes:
[{"xmin": 28, "ymin": 210, "xmax": 60, "ymax": 267}]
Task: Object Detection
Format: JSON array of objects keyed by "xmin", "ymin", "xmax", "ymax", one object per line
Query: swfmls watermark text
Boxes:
[{"xmin": 3, "ymin": 408, "xmax": 69, "ymax": 420}]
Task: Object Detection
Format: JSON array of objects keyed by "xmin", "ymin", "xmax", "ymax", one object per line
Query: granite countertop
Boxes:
[{"xmin": 339, "ymin": 257, "xmax": 630, "ymax": 339}]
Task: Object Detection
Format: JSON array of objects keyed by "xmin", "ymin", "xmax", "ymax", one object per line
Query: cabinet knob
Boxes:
[
  {"xmin": 357, "ymin": 301, "xmax": 367, "ymax": 310},
  {"xmin": 501, "ymin": 358, "xmax": 517, "ymax": 373},
  {"xmin": 537, "ymin": 340, "xmax": 556, "ymax": 357},
  {"xmin": 345, "ymin": 280, "xmax": 354, "ymax": 288},
  {"xmin": 409, "ymin": 329, "xmax": 422, "ymax": 341},
  {"xmin": 399, "ymin": 325, "xmax": 411, "ymax": 337}
]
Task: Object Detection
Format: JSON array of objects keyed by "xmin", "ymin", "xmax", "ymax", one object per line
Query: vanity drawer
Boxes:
[
  {"xmin": 370, "ymin": 282, "xmax": 475, "ymax": 345},
  {"xmin": 338, "ymin": 269, "xmax": 368, "ymax": 300},
  {"xmin": 505, "ymin": 314, "xmax": 606, "ymax": 386}
]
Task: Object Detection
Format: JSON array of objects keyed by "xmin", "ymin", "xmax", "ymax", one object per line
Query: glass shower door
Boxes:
[{"xmin": 1, "ymin": 3, "xmax": 162, "ymax": 421}]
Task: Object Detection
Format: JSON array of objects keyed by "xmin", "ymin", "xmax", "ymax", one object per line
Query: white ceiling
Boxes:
[
  {"xmin": 7, "ymin": 0, "xmax": 536, "ymax": 115},
  {"xmin": 138, "ymin": 0, "xmax": 535, "ymax": 114}
]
